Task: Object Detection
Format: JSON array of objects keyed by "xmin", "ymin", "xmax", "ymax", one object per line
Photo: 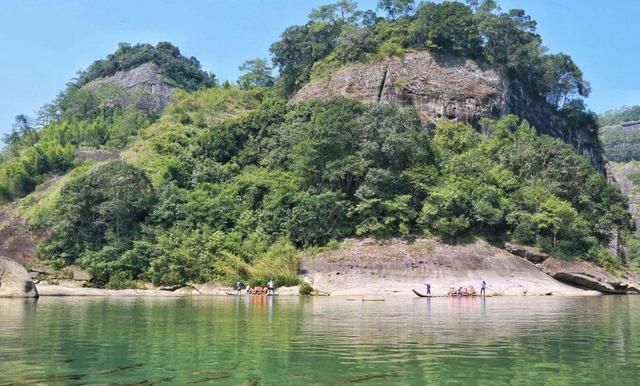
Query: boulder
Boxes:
[
  {"xmin": 504, "ymin": 242, "xmax": 549, "ymax": 264},
  {"xmin": 541, "ymin": 258, "xmax": 640, "ymax": 294},
  {"xmin": 0, "ymin": 256, "xmax": 39, "ymax": 297}
]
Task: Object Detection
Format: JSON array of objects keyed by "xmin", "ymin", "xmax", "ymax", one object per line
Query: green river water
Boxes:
[{"xmin": 1, "ymin": 295, "xmax": 639, "ymax": 385}]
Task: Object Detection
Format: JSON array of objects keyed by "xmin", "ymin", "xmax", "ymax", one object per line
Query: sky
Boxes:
[{"xmin": 0, "ymin": 0, "xmax": 638, "ymax": 137}]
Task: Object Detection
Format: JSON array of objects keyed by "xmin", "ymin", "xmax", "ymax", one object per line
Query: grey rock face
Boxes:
[
  {"xmin": 83, "ymin": 62, "xmax": 176, "ymax": 112},
  {"xmin": 504, "ymin": 243, "xmax": 550, "ymax": 264},
  {"xmin": 293, "ymin": 51, "xmax": 604, "ymax": 170},
  {"xmin": 294, "ymin": 52, "xmax": 505, "ymax": 126},
  {"xmin": 541, "ymin": 258, "xmax": 640, "ymax": 294},
  {"xmin": 0, "ymin": 256, "xmax": 39, "ymax": 298}
]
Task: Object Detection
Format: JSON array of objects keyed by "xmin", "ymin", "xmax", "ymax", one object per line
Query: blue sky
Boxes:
[{"xmin": 0, "ymin": 0, "xmax": 638, "ymax": 136}]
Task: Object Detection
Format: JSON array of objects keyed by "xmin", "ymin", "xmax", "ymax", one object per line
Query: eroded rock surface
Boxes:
[
  {"xmin": 294, "ymin": 52, "xmax": 505, "ymax": 125},
  {"xmin": 301, "ymin": 238, "xmax": 595, "ymax": 296},
  {"xmin": 541, "ymin": 258, "xmax": 640, "ymax": 294},
  {"xmin": 83, "ymin": 62, "xmax": 175, "ymax": 112},
  {"xmin": 0, "ymin": 256, "xmax": 38, "ymax": 297}
]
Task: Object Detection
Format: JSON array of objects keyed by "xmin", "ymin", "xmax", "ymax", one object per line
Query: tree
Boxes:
[
  {"xmin": 38, "ymin": 161, "xmax": 155, "ymax": 281},
  {"xmin": 532, "ymin": 196, "xmax": 579, "ymax": 248},
  {"xmin": 413, "ymin": 1, "xmax": 482, "ymax": 56},
  {"xmin": 309, "ymin": 0, "xmax": 361, "ymax": 26},
  {"xmin": 3, "ymin": 114, "xmax": 39, "ymax": 150},
  {"xmin": 334, "ymin": 26, "xmax": 376, "ymax": 63},
  {"xmin": 476, "ymin": 7, "xmax": 543, "ymax": 71},
  {"xmin": 270, "ymin": 23, "xmax": 339, "ymax": 96},
  {"xmin": 377, "ymin": 0, "xmax": 415, "ymax": 20},
  {"xmin": 237, "ymin": 58, "xmax": 274, "ymax": 89},
  {"xmin": 542, "ymin": 53, "xmax": 590, "ymax": 109}
]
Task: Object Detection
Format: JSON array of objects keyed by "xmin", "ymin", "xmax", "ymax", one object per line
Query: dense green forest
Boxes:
[
  {"xmin": 0, "ymin": 0, "xmax": 634, "ymax": 288},
  {"xmin": 27, "ymin": 90, "xmax": 630, "ymax": 287},
  {"xmin": 600, "ymin": 125, "xmax": 640, "ymax": 163}
]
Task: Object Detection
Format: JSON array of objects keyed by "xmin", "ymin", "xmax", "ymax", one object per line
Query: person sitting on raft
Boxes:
[
  {"xmin": 448, "ymin": 287, "xmax": 456, "ymax": 297},
  {"xmin": 468, "ymin": 286, "xmax": 477, "ymax": 296},
  {"xmin": 462, "ymin": 287, "xmax": 470, "ymax": 296}
]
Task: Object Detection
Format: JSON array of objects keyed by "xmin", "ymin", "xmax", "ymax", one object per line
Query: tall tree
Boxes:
[
  {"xmin": 237, "ymin": 58, "xmax": 274, "ymax": 89},
  {"xmin": 377, "ymin": 0, "xmax": 414, "ymax": 20}
]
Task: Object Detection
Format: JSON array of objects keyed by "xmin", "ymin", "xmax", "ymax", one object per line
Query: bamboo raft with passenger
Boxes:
[{"xmin": 412, "ymin": 286, "xmax": 481, "ymax": 297}]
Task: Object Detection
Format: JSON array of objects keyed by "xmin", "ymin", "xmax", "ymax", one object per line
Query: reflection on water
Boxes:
[{"xmin": 1, "ymin": 296, "xmax": 639, "ymax": 385}]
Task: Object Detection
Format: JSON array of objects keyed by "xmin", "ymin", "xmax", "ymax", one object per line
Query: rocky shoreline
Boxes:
[
  {"xmin": 3, "ymin": 238, "xmax": 640, "ymax": 298},
  {"xmin": 300, "ymin": 238, "xmax": 640, "ymax": 297}
]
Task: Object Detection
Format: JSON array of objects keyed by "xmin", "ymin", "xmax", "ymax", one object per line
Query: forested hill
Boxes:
[
  {"xmin": 0, "ymin": 1, "xmax": 635, "ymax": 289},
  {"xmin": 600, "ymin": 106, "xmax": 640, "ymax": 163}
]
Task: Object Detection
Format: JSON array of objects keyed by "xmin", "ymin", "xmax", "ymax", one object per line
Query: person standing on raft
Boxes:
[
  {"xmin": 480, "ymin": 281, "xmax": 487, "ymax": 297},
  {"xmin": 267, "ymin": 280, "xmax": 275, "ymax": 295},
  {"xmin": 424, "ymin": 283, "xmax": 431, "ymax": 297}
]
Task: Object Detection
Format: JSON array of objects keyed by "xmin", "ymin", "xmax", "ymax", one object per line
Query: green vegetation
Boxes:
[
  {"xmin": 28, "ymin": 91, "xmax": 629, "ymax": 287},
  {"xmin": 0, "ymin": 42, "xmax": 217, "ymax": 203},
  {"xmin": 0, "ymin": 103, "xmax": 154, "ymax": 202},
  {"xmin": 237, "ymin": 59, "xmax": 275, "ymax": 89}
]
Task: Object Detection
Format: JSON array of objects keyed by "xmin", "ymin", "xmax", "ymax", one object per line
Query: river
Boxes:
[{"xmin": 1, "ymin": 296, "xmax": 639, "ymax": 385}]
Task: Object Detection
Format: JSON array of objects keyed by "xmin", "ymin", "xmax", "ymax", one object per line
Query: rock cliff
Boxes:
[
  {"xmin": 83, "ymin": 62, "xmax": 175, "ymax": 112},
  {"xmin": 293, "ymin": 52, "xmax": 604, "ymax": 169}
]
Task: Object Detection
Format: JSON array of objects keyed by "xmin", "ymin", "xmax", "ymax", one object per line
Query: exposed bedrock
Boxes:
[
  {"xmin": 301, "ymin": 238, "xmax": 599, "ymax": 296},
  {"xmin": 541, "ymin": 258, "xmax": 640, "ymax": 294}
]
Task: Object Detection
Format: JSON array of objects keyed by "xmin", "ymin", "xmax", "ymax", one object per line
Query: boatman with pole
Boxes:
[{"xmin": 267, "ymin": 280, "xmax": 275, "ymax": 295}]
